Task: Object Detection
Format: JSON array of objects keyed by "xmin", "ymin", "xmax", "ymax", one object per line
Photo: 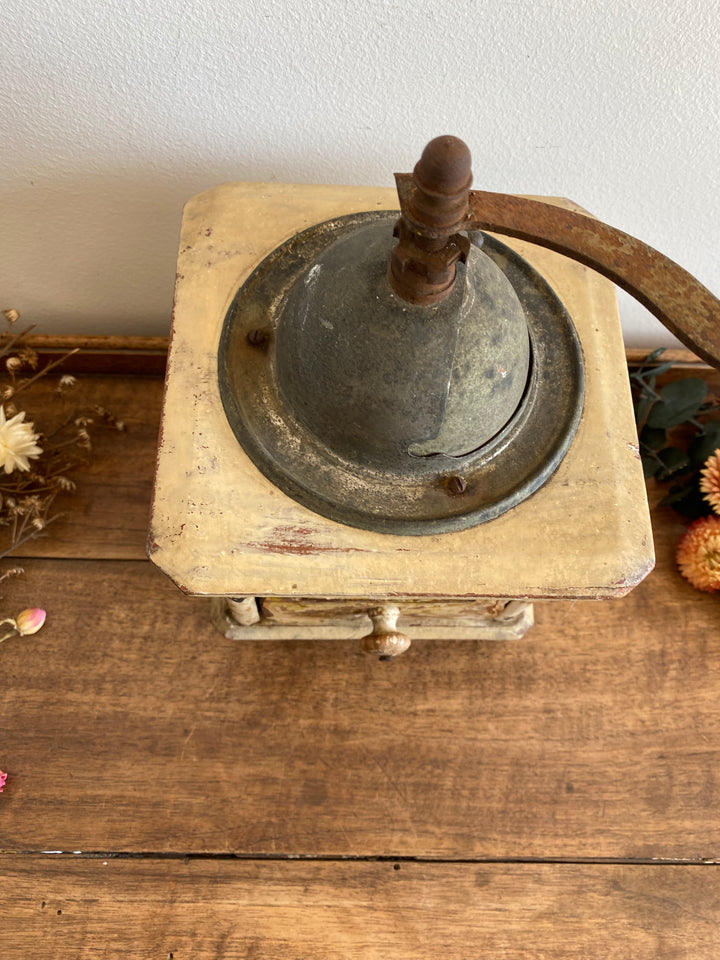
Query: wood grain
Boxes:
[
  {"xmin": 261, "ymin": 596, "xmax": 515, "ymax": 625},
  {"xmin": 4, "ymin": 374, "xmax": 163, "ymax": 561},
  {"xmin": 2, "ymin": 350, "xmax": 719, "ymax": 956},
  {"xmin": 2, "ymin": 522, "xmax": 719, "ymax": 859},
  {"xmin": 2, "ymin": 857, "xmax": 719, "ymax": 960}
]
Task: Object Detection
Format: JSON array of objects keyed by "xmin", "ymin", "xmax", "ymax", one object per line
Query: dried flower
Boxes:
[
  {"xmin": 700, "ymin": 450, "xmax": 720, "ymax": 515},
  {"xmin": 18, "ymin": 347, "xmax": 38, "ymax": 370},
  {"xmin": 15, "ymin": 607, "xmax": 46, "ymax": 635},
  {"xmin": 0, "ymin": 770, "xmax": 6, "ymax": 792},
  {"xmin": 0, "ymin": 607, "xmax": 47, "ymax": 642},
  {"xmin": 0, "ymin": 318, "xmax": 123, "ymax": 562},
  {"xmin": 676, "ymin": 516, "xmax": 720, "ymax": 592},
  {"xmin": 0, "ymin": 407, "xmax": 42, "ymax": 473},
  {"xmin": 53, "ymin": 476, "xmax": 76, "ymax": 492}
]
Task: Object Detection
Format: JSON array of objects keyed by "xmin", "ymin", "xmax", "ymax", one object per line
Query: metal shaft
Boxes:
[{"xmin": 392, "ymin": 137, "xmax": 720, "ymax": 369}]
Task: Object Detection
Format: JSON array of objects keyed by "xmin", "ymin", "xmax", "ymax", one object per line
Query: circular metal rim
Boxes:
[{"xmin": 218, "ymin": 211, "xmax": 585, "ymax": 535}]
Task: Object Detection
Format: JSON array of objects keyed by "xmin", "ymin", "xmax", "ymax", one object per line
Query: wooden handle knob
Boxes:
[{"xmin": 361, "ymin": 604, "xmax": 411, "ymax": 659}]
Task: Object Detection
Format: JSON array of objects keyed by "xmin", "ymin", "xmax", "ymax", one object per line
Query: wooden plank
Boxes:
[
  {"xmin": 2, "ymin": 857, "xmax": 718, "ymax": 960},
  {"xmin": 5, "ymin": 346, "xmax": 717, "ymax": 570},
  {"xmin": 1, "ymin": 334, "xmax": 168, "ymax": 375},
  {"xmin": 22, "ymin": 334, "xmax": 169, "ymax": 352},
  {"xmin": 626, "ymin": 345, "xmax": 708, "ymax": 368},
  {"xmin": 4, "ymin": 374, "xmax": 163, "ymax": 561},
  {"xmin": 2, "ymin": 525, "xmax": 719, "ymax": 859}
]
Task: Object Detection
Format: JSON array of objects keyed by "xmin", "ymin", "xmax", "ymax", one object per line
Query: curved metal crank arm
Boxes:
[{"xmin": 464, "ymin": 191, "xmax": 720, "ymax": 369}]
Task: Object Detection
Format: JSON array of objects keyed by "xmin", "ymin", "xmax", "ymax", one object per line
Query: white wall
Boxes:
[{"xmin": 2, "ymin": 0, "xmax": 719, "ymax": 344}]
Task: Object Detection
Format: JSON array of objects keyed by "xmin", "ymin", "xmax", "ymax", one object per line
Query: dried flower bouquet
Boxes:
[{"xmin": 0, "ymin": 308, "xmax": 124, "ymax": 571}]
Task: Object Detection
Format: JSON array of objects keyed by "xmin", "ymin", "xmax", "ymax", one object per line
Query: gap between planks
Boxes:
[{"xmin": 5, "ymin": 851, "xmax": 720, "ymax": 867}]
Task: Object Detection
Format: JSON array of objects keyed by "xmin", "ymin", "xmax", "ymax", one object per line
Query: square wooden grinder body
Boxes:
[{"xmin": 149, "ymin": 182, "xmax": 654, "ymax": 608}]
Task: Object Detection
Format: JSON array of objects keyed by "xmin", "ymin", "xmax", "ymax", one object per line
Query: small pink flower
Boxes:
[
  {"xmin": 0, "ymin": 770, "xmax": 7, "ymax": 793},
  {"xmin": 15, "ymin": 608, "xmax": 46, "ymax": 636}
]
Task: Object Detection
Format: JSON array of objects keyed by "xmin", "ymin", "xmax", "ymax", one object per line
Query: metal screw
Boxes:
[
  {"xmin": 246, "ymin": 328, "xmax": 268, "ymax": 347},
  {"xmin": 446, "ymin": 475, "xmax": 467, "ymax": 495}
]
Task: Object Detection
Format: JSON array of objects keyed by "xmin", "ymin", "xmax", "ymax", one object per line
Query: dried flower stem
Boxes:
[
  {"xmin": 0, "ymin": 310, "xmax": 123, "ymax": 565},
  {"xmin": 10, "ymin": 348, "xmax": 80, "ymax": 399},
  {"xmin": 0, "ymin": 512, "xmax": 61, "ymax": 561},
  {"xmin": 0, "ymin": 325, "xmax": 36, "ymax": 361},
  {"xmin": 0, "ymin": 621, "xmax": 18, "ymax": 643}
]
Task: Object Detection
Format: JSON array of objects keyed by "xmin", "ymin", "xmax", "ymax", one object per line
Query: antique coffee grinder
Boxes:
[{"xmin": 149, "ymin": 137, "xmax": 720, "ymax": 656}]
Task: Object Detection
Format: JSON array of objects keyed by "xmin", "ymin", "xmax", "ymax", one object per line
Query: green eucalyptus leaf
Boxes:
[
  {"xmin": 656, "ymin": 446, "xmax": 691, "ymax": 480},
  {"xmin": 644, "ymin": 348, "xmax": 666, "ymax": 364},
  {"xmin": 634, "ymin": 396, "xmax": 653, "ymax": 426},
  {"xmin": 688, "ymin": 422, "xmax": 720, "ymax": 467},
  {"xmin": 660, "ymin": 483, "xmax": 695, "ymax": 506},
  {"xmin": 641, "ymin": 455, "xmax": 661, "ymax": 478},
  {"xmin": 643, "ymin": 361, "xmax": 675, "ymax": 378},
  {"xmin": 659, "ymin": 482, "xmax": 707, "ymax": 519},
  {"xmin": 646, "ymin": 378, "xmax": 708, "ymax": 428},
  {"xmin": 640, "ymin": 425, "xmax": 666, "ymax": 451}
]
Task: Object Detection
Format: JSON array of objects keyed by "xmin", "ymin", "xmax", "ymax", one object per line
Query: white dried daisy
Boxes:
[{"xmin": 0, "ymin": 407, "xmax": 42, "ymax": 473}]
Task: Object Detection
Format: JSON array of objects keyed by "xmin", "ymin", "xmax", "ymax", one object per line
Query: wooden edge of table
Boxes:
[{"xmin": 11, "ymin": 332, "xmax": 708, "ymax": 371}]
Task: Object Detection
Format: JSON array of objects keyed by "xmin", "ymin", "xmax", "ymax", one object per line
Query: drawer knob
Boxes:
[{"xmin": 361, "ymin": 605, "xmax": 411, "ymax": 659}]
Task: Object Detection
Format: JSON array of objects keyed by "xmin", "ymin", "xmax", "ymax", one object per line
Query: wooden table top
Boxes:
[{"xmin": 2, "ymin": 362, "xmax": 719, "ymax": 957}]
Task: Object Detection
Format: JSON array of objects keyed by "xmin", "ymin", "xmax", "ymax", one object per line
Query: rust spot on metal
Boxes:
[
  {"xmin": 390, "ymin": 136, "xmax": 473, "ymax": 305},
  {"xmin": 444, "ymin": 475, "xmax": 468, "ymax": 495},
  {"xmin": 246, "ymin": 328, "xmax": 269, "ymax": 347}
]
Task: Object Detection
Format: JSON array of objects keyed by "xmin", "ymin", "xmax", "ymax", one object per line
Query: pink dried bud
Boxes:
[
  {"xmin": 0, "ymin": 770, "xmax": 7, "ymax": 792},
  {"xmin": 15, "ymin": 607, "xmax": 46, "ymax": 636}
]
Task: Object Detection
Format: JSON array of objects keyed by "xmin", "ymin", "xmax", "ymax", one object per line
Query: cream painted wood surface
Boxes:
[{"xmin": 149, "ymin": 183, "xmax": 653, "ymax": 600}]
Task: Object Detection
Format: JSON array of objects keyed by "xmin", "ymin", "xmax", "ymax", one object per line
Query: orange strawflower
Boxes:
[
  {"xmin": 700, "ymin": 450, "xmax": 720, "ymax": 515},
  {"xmin": 676, "ymin": 516, "xmax": 720, "ymax": 592}
]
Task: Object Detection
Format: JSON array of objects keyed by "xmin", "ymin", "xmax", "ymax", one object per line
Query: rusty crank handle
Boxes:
[
  {"xmin": 391, "ymin": 137, "xmax": 720, "ymax": 369},
  {"xmin": 464, "ymin": 190, "xmax": 720, "ymax": 369}
]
